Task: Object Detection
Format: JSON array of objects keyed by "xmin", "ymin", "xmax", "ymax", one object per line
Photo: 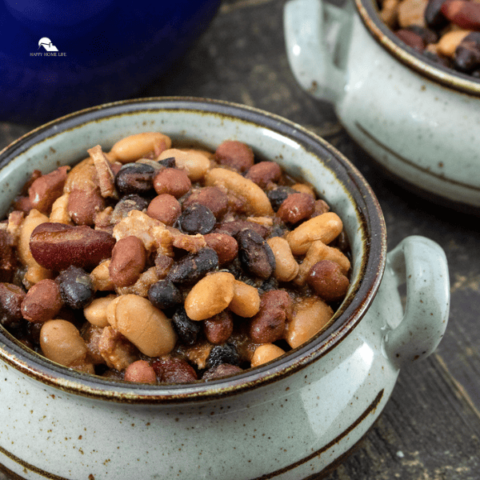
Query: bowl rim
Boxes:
[
  {"xmin": 355, "ymin": 0, "xmax": 480, "ymax": 97},
  {"xmin": 0, "ymin": 97, "xmax": 387, "ymax": 404}
]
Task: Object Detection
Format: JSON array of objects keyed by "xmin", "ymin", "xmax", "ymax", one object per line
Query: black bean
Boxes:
[
  {"xmin": 111, "ymin": 194, "xmax": 149, "ymax": 224},
  {"xmin": 56, "ymin": 266, "xmax": 94, "ymax": 309},
  {"xmin": 269, "ymin": 226, "xmax": 287, "ymax": 239},
  {"xmin": 258, "ymin": 277, "xmax": 279, "ymax": 295},
  {"xmin": 178, "ymin": 204, "xmax": 216, "ymax": 235},
  {"xmin": 424, "ymin": 0, "xmax": 449, "ymax": 30},
  {"xmin": 158, "ymin": 157, "xmax": 176, "ymax": 168},
  {"xmin": 168, "ymin": 248, "xmax": 219, "ymax": 285},
  {"xmin": 206, "ymin": 344, "xmax": 240, "ymax": 370},
  {"xmin": 115, "ymin": 163, "xmax": 155, "ymax": 195},
  {"xmin": 422, "ymin": 51, "xmax": 452, "ymax": 68},
  {"xmin": 267, "ymin": 187, "xmax": 294, "ymax": 211},
  {"xmin": 237, "ymin": 229, "xmax": 276, "ymax": 280},
  {"xmin": 148, "ymin": 280, "xmax": 182, "ymax": 310},
  {"xmin": 172, "ymin": 307, "xmax": 202, "ymax": 346},
  {"xmin": 0, "ymin": 283, "xmax": 25, "ymax": 328},
  {"xmin": 454, "ymin": 34, "xmax": 480, "ymax": 73}
]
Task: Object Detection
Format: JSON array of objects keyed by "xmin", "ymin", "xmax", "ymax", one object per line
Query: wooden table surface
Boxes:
[{"xmin": 1, "ymin": 1, "xmax": 479, "ymax": 479}]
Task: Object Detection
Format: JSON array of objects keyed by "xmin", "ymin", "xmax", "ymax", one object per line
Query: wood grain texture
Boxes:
[{"xmin": 1, "ymin": 0, "xmax": 479, "ymax": 478}]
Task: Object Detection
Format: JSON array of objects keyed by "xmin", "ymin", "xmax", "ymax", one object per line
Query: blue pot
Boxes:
[{"xmin": 0, "ymin": 0, "xmax": 221, "ymax": 123}]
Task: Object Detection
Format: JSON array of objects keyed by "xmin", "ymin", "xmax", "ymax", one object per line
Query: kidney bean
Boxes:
[
  {"xmin": 204, "ymin": 311, "xmax": 234, "ymax": 345},
  {"xmin": 248, "ymin": 290, "xmax": 292, "ymax": 344},
  {"xmin": 109, "ymin": 236, "xmax": 147, "ymax": 288},
  {"xmin": 168, "ymin": 247, "xmax": 218, "ymax": 285},
  {"xmin": 183, "ymin": 187, "xmax": 228, "ymax": 219},
  {"xmin": 115, "ymin": 163, "xmax": 155, "ymax": 195},
  {"xmin": 178, "ymin": 204, "xmax": 216, "ymax": 235},
  {"xmin": 307, "ymin": 260, "xmax": 350, "ymax": 302},
  {"xmin": 124, "ymin": 360, "xmax": 157, "ymax": 384},
  {"xmin": 148, "ymin": 280, "xmax": 183, "ymax": 310},
  {"xmin": 21, "ymin": 279, "xmax": 62, "ymax": 323},
  {"xmin": 237, "ymin": 229, "xmax": 276, "ymax": 280},
  {"xmin": 29, "ymin": 166, "xmax": 69, "ymax": 214},
  {"xmin": 441, "ymin": 0, "xmax": 480, "ymax": 30},
  {"xmin": 396, "ymin": 29, "xmax": 425, "ymax": 50},
  {"xmin": 215, "ymin": 140, "xmax": 254, "ymax": 172},
  {"xmin": 202, "ymin": 363, "xmax": 243, "ymax": 380},
  {"xmin": 0, "ymin": 283, "xmax": 26, "ymax": 328},
  {"xmin": 153, "ymin": 168, "xmax": 191, "ymax": 198},
  {"xmin": 172, "ymin": 306, "xmax": 202, "ymax": 346},
  {"xmin": 152, "ymin": 356, "xmax": 198, "ymax": 383},
  {"xmin": 57, "ymin": 266, "xmax": 94, "ymax": 309}
]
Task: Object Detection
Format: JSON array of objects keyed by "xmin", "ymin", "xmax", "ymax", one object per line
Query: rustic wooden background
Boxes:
[{"xmin": 1, "ymin": 0, "xmax": 479, "ymax": 478}]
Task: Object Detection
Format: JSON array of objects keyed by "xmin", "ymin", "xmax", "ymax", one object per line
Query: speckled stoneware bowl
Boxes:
[
  {"xmin": 284, "ymin": 0, "xmax": 480, "ymax": 212},
  {"xmin": 0, "ymin": 98, "xmax": 450, "ymax": 480}
]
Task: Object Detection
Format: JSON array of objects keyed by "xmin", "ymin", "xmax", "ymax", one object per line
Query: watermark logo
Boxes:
[
  {"xmin": 38, "ymin": 37, "xmax": 58, "ymax": 52},
  {"xmin": 30, "ymin": 37, "xmax": 66, "ymax": 57}
]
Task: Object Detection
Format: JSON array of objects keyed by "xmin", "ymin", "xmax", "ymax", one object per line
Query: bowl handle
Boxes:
[
  {"xmin": 383, "ymin": 236, "xmax": 450, "ymax": 368},
  {"xmin": 283, "ymin": 0, "xmax": 353, "ymax": 103}
]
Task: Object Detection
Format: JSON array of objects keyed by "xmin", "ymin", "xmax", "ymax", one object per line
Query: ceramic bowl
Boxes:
[
  {"xmin": 284, "ymin": 0, "xmax": 480, "ymax": 212},
  {"xmin": 0, "ymin": 98, "xmax": 450, "ymax": 480},
  {"xmin": 0, "ymin": 0, "xmax": 220, "ymax": 123}
]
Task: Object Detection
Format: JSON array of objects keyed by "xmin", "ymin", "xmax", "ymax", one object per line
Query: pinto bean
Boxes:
[
  {"xmin": 124, "ymin": 360, "xmax": 157, "ymax": 384},
  {"xmin": 285, "ymin": 298, "xmax": 333, "ymax": 349},
  {"xmin": 40, "ymin": 320, "xmax": 94, "ymax": 372},
  {"xmin": 184, "ymin": 272, "xmax": 235, "ymax": 321},
  {"xmin": 267, "ymin": 237, "xmax": 299, "ymax": 282},
  {"xmin": 437, "ymin": 30, "xmax": 470, "ymax": 57},
  {"xmin": 108, "ymin": 132, "xmax": 172, "ymax": 163},
  {"xmin": 84, "ymin": 295, "xmax": 116, "ymax": 327},
  {"xmin": 106, "ymin": 294, "xmax": 177, "ymax": 357},
  {"xmin": 251, "ymin": 344, "xmax": 285, "ymax": 367},
  {"xmin": 205, "ymin": 168, "xmax": 274, "ymax": 216},
  {"xmin": 248, "ymin": 290, "xmax": 292, "ymax": 344},
  {"xmin": 286, "ymin": 212, "xmax": 343, "ymax": 255},
  {"xmin": 228, "ymin": 280, "xmax": 261, "ymax": 317},
  {"xmin": 90, "ymin": 260, "xmax": 115, "ymax": 291},
  {"xmin": 295, "ymin": 240, "xmax": 350, "ymax": 286},
  {"xmin": 158, "ymin": 149, "xmax": 210, "ymax": 181},
  {"xmin": 215, "ymin": 141, "xmax": 254, "ymax": 172},
  {"xmin": 18, "ymin": 210, "xmax": 53, "ymax": 285}
]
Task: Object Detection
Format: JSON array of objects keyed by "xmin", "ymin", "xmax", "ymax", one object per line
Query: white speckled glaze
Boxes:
[
  {"xmin": 0, "ymin": 99, "xmax": 449, "ymax": 479},
  {"xmin": 284, "ymin": 0, "xmax": 480, "ymax": 210}
]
